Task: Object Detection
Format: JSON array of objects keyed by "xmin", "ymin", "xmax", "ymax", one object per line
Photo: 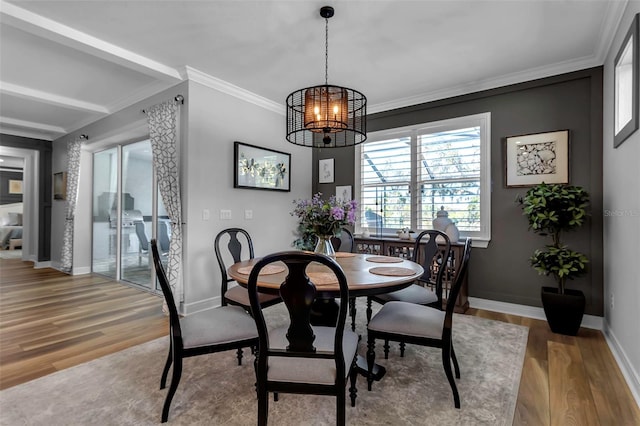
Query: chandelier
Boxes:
[{"xmin": 286, "ymin": 6, "xmax": 367, "ymax": 148}]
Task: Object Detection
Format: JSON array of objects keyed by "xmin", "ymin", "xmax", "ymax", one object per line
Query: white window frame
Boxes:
[{"xmin": 355, "ymin": 112, "xmax": 491, "ymax": 248}]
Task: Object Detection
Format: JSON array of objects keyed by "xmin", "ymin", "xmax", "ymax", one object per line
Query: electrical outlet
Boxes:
[
  {"xmin": 245, "ymin": 209, "xmax": 253, "ymax": 220},
  {"xmin": 220, "ymin": 209, "xmax": 232, "ymax": 220},
  {"xmin": 202, "ymin": 209, "xmax": 210, "ymax": 221},
  {"xmin": 609, "ymin": 293, "xmax": 614, "ymax": 310}
]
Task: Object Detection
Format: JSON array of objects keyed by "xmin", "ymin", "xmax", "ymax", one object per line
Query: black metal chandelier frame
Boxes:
[{"xmin": 286, "ymin": 6, "xmax": 367, "ymax": 148}]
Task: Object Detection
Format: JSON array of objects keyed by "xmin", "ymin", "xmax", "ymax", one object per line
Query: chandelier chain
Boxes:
[{"xmin": 325, "ymin": 14, "xmax": 329, "ymax": 85}]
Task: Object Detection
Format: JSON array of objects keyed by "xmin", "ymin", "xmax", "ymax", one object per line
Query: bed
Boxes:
[{"xmin": 0, "ymin": 205, "xmax": 23, "ymax": 250}]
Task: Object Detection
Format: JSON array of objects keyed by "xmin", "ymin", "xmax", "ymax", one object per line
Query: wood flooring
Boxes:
[{"xmin": 1, "ymin": 258, "xmax": 639, "ymax": 425}]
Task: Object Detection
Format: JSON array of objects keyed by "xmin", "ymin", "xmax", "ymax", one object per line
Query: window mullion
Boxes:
[{"xmin": 411, "ymin": 131, "xmax": 418, "ymax": 231}]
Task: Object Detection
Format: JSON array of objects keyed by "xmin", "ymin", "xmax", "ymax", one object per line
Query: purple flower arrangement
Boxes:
[{"xmin": 291, "ymin": 193, "xmax": 358, "ymax": 237}]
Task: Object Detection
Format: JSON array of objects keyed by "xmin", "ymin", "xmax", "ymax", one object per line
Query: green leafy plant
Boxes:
[{"xmin": 518, "ymin": 182, "xmax": 590, "ymax": 294}]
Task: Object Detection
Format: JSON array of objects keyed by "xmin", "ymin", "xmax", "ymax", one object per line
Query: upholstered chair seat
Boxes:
[
  {"xmin": 372, "ymin": 284, "xmax": 438, "ymax": 306},
  {"xmin": 180, "ymin": 305, "xmax": 259, "ymax": 349},
  {"xmin": 367, "ymin": 301, "xmax": 445, "ymax": 340},
  {"xmin": 267, "ymin": 326, "xmax": 359, "ymax": 385}
]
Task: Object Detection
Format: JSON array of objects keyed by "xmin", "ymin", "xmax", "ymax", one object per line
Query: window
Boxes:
[{"xmin": 356, "ymin": 112, "xmax": 491, "ymax": 247}]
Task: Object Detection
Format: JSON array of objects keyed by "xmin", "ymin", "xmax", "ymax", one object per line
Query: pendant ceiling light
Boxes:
[{"xmin": 286, "ymin": 6, "xmax": 367, "ymax": 148}]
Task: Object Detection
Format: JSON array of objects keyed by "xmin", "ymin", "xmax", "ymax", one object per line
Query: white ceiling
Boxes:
[{"xmin": 0, "ymin": 0, "xmax": 629, "ymax": 142}]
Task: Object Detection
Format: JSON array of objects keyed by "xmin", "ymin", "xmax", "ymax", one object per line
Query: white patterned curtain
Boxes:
[
  {"xmin": 147, "ymin": 100, "xmax": 183, "ymax": 302},
  {"xmin": 60, "ymin": 136, "xmax": 84, "ymax": 273}
]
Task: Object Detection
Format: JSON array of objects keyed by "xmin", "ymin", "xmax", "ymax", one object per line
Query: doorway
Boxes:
[{"xmin": 91, "ymin": 140, "xmax": 167, "ymax": 292}]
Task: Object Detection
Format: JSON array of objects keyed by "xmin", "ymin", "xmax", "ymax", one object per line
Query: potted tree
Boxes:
[{"xmin": 518, "ymin": 182, "xmax": 590, "ymax": 335}]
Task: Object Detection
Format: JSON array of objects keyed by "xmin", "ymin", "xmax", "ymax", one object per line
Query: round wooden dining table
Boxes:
[
  {"xmin": 227, "ymin": 252, "xmax": 424, "ymax": 299},
  {"xmin": 228, "ymin": 252, "xmax": 424, "ymax": 382}
]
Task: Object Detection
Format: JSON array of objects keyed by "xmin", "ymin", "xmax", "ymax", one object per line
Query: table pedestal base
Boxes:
[
  {"xmin": 356, "ymin": 355, "xmax": 386, "ymax": 382},
  {"xmin": 309, "ymin": 298, "xmax": 387, "ymax": 382}
]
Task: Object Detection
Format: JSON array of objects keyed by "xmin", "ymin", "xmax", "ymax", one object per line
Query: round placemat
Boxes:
[
  {"xmin": 237, "ymin": 264, "xmax": 286, "ymax": 275},
  {"xmin": 368, "ymin": 266, "xmax": 417, "ymax": 277},
  {"xmin": 334, "ymin": 252, "xmax": 357, "ymax": 258},
  {"xmin": 366, "ymin": 256, "xmax": 403, "ymax": 263},
  {"xmin": 307, "ymin": 272, "xmax": 338, "ymax": 286}
]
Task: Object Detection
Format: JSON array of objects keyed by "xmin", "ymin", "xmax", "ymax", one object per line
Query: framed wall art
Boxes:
[
  {"xmin": 8, "ymin": 179, "xmax": 22, "ymax": 194},
  {"xmin": 233, "ymin": 141, "xmax": 290, "ymax": 191},
  {"xmin": 505, "ymin": 130, "xmax": 569, "ymax": 187},
  {"xmin": 335, "ymin": 185, "xmax": 352, "ymax": 202},
  {"xmin": 614, "ymin": 13, "xmax": 639, "ymax": 148},
  {"xmin": 318, "ymin": 158, "xmax": 334, "ymax": 184},
  {"xmin": 53, "ymin": 172, "xmax": 67, "ymax": 200}
]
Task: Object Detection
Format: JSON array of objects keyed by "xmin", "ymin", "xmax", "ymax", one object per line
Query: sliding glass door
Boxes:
[{"xmin": 92, "ymin": 140, "xmax": 166, "ymax": 292}]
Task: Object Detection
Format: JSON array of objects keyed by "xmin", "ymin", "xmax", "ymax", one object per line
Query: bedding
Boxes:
[
  {"xmin": 0, "ymin": 203, "xmax": 23, "ymax": 249},
  {"xmin": 0, "ymin": 226, "xmax": 22, "ymax": 249}
]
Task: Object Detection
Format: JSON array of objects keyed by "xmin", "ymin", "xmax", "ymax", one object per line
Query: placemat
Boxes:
[
  {"xmin": 334, "ymin": 252, "xmax": 357, "ymax": 258},
  {"xmin": 236, "ymin": 264, "xmax": 286, "ymax": 275},
  {"xmin": 368, "ymin": 266, "xmax": 417, "ymax": 277},
  {"xmin": 366, "ymin": 256, "xmax": 403, "ymax": 263},
  {"xmin": 306, "ymin": 272, "xmax": 338, "ymax": 286}
]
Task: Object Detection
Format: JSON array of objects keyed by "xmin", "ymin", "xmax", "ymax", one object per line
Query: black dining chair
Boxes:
[
  {"xmin": 365, "ymin": 237, "xmax": 471, "ymax": 408},
  {"xmin": 331, "ymin": 227, "xmax": 354, "ymax": 252},
  {"xmin": 247, "ymin": 251, "xmax": 359, "ymax": 426},
  {"xmin": 214, "ymin": 228, "xmax": 282, "ymax": 312},
  {"xmin": 367, "ymin": 229, "xmax": 452, "ymax": 323},
  {"xmin": 331, "ymin": 228, "xmax": 359, "ymax": 331},
  {"xmin": 150, "ymin": 240, "xmax": 259, "ymax": 423}
]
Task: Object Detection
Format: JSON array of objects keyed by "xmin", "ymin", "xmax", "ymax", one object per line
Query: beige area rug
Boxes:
[{"xmin": 0, "ymin": 301, "xmax": 528, "ymax": 426}]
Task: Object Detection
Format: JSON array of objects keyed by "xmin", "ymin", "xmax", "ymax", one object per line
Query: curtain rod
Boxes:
[{"xmin": 141, "ymin": 95, "xmax": 184, "ymax": 114}]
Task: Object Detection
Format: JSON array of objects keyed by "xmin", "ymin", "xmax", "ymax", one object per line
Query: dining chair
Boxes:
[
  {"xmin": 331, "ymin": 227, "xmax": 354, "ymax": 252},
  {"xmin": 247, "ymin": 251, "xmax": 359, "ymax": 426},
  {"xmin": 365, "ymin": 238, "xmax": 471, "ymax": 408},
  {"xmin": 331, "ymin": 228, "xmax": 358, "ymax": 331},
  {"xmin": 158, "ymin": 220, "xmax": 171, "ymax": 253},
  {"xmin": 214, "ymin": 228, "xmax": 282, "ymax": 312},
  {"xmin": 366, "ymin": 229, "xmax": 452, "ymax": 324},
  {"xmin": 134, "ymin": 221, "xmax": 150, "ymax": 266},
  {"xmin": 150, "ymin": 240, "xmax": 259, "ymax": 423}
]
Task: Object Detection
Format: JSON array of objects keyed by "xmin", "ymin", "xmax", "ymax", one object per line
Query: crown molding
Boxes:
[
  {"xmin": 183, "ymin": 66, "xmax": 285, "ymax": 115},
  {"xmin": 368, "ymin": 54, "xmax": 603, "ymax": 114}
]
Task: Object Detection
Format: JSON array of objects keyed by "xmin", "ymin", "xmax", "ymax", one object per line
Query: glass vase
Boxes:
[{"xmin": 314, "ymin": 235, "xmax": 336, "ymax": 257}]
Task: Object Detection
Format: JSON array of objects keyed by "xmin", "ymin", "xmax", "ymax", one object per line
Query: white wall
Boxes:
[
  {"xmin": 603, "ymin": 3, "xmax": 640, "ymax": 404},
  {"xmin": 182, "ymin": 80, "xmax": 311, "ymax": 312}
]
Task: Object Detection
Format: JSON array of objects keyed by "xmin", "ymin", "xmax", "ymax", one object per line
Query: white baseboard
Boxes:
[
  {"xmin": 181, "ymin": 296, "xmax": 221, "ymax": 316},
  {"xmin": 33, "ymin": 260, "xmax": 51, "ymax": 269},
  {"xmin": 468, "ymin": 297, "xmax": 603, "ymax": 330},
  {"xmin": 72, "ymin": 266, "xmax": 91, "ymax": 275},
  {"xmin": 602, "ymin": 320, "xmax": 640, "ymax": 409}
]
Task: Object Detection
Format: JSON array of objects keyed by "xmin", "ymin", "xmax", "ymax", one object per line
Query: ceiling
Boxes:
[{"xmin": 0, "ymin": 0, "xmax": 629, "ymax": 143}]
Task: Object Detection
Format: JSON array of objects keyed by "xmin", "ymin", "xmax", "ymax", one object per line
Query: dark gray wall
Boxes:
[
  {"xmin": 0, "ymin": 134, "xmax": 53, "ymax": 261},
  {"xmin": 314, "ymin": 67, "xmax": 604, "ymax": 315}
]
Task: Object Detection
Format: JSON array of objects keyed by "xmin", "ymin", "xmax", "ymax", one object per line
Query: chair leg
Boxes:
[
  {"xmin": 366, "ymin": 297, "xmax": 373, "ymax": 324},
  {"xmin": 349, "ymin": 297, "xmax": 357, "ymax": 332},
  {"xmin": 257, "ymin": 389, "xmax": 269, "ymax": 426},
  {"xmin": 442, "ymin": 345, "xmax": 460, "ymax": 409},
  {"xmin": 160, "ymin": 341, "xmax": 173, "ymax": 389},
  {"xmin": 383, "ymin": 339, "xmax": 390, "ymax": 359},
  {"xmin": 366, "ymin": 335, "xmax": 376, "ymax": 391},
  {"xmin": 236, "ymin": 347, "xmax": 243, "ymax": 366},
  {"xmin": 451, "ymin": 344, "xmax": 461, "ymax": 379},
  {"xmin": 349, "ymin": 356, "xmax": 358, "ymax": 407},
  {"xmin": 399, "ymin": 341, "xmax": 406, "ymax": 357},
  {"xmin": 337, "ymin": 388, "xmax": 346, "ymax": 426},
  {"xmin": 161, "ymin": 355, "xmax": 183, "ymax": 423}
]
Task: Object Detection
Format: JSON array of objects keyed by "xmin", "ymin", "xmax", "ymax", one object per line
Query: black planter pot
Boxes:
[{"xmin": 541, "ymin": 286, "xmax": 586, "ymax": 336}]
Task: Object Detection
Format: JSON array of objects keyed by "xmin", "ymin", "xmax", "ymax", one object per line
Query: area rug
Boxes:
[{"xmin": 0, "ymin": 302, "xmax": 528, "ymax": 425}]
